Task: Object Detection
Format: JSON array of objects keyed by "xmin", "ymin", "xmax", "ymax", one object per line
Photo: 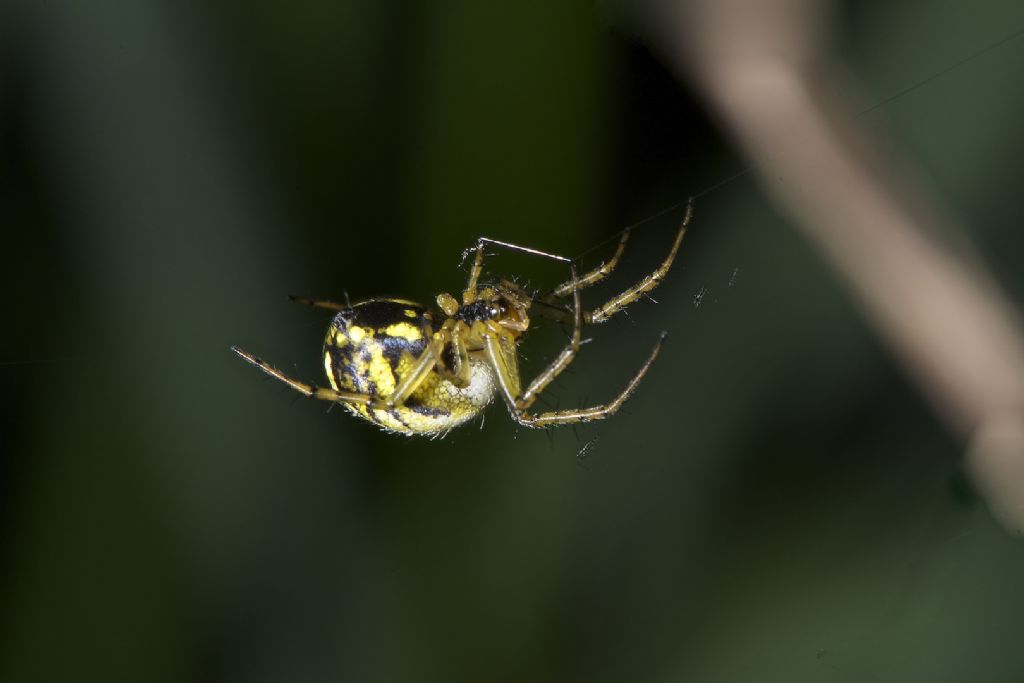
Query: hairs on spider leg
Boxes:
[{"xmin": 535, "ymin": 395, "xmax": 555, "ymax": 410}]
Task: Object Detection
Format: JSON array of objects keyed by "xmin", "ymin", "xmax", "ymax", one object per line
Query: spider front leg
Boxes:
[
  {"xmin": 586, "ymin": 199, "xmax": 692, "ymax": 324},
  {"xmin": 462, "ymin": 236, "xmax": 573, "ymax": 304},
  {"xmin": 545, "ymin": 226, "xmax": 631, "ymax": 299},
  {"xmin": 517, "ymin": 264, "xmax": 583, "ymax": 409},
  {"xmin": 527, "ymin": 227, "xmax": 631, "ymax": 326},
  {"xmin": 485, "ymin": 330, "xmax": 668, "ymax": 427},
  {"xmin": 486, "ymin": 261, "xmax": 664, "ymax": 426}
]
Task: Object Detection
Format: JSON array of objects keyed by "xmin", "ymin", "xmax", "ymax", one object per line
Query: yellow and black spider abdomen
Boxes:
[
  {"xmin": 323, "ymin": 299, "xmax": 429, "ymax": 396},
  {"xmin": 323, "ymin": 298, "xmax": 495, "ymax": 435}
]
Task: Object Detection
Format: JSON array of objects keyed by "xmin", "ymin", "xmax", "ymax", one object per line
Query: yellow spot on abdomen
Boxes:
[
  {"xmin": 324, "ymin": 353, "xmax": 339, "ymax": 391},
  {"xmin": 366, "ymin": 347, "xmax": 397, "ymax": 395},
  {"xmin": 383, "ymin": 322, "xmax": 423, "ymax": 342}
]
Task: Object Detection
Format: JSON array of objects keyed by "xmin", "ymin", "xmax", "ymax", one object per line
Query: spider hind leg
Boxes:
[
  {"xmin": 288, "ymin": 295, "xmax": 348, "ymax": 312},
  {"xmin": 231, "ymin": 346, "xmax": 372, "ymax": 404}
]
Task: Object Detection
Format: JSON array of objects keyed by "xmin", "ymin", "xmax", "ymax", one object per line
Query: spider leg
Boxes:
[
  {"xmin": 288, "ymin": 295, "xmax": 347, "ymax": 311},
  {"xmin": 231, "ymin": 346, "xmax": 372, "ymax": 404},
  {"xmin": 529, "ymin": 230, "xmax": 631, "ymax": 326},
  {"xmin": 516, "ymin": 265, "xmax": 582, "ymax": 410},
  {"xmin": 527, "ymin": 298, "xmax": 576, "ymax": 326},
  {"xmin": 486, "ymin": 332, "xmax": 667, "ymax": 428},
  {"xmin": 233, "ymin": 336, "xmax": 448, "ymax": 413},
  {"xmin": 436, "ymin": 325, "xmax": 473, "ymax": 388},
  {"xmin": 546, "ymin": 226, "xmax": 631, "ymax": 299},
  {"xmin": 485, "ymin": 263, "xmax": 665, "ymax": 426},
  {"xmin": 382, "ymin": 335, "xmax": 446, "ymax": 407},
  {"xmin": 462, "ymin": 237, "xmax": 572, "ymax": 304},
  {"xmin": 585, "ymin": 199, "xmax": 692, "ymax": 324}
]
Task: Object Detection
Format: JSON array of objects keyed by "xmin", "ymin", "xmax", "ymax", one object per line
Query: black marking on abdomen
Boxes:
[
  {"xmin": 387, "ymin": 408, "xmax": 414, "ymax": 431},
  {"xmin": 404, "ymin": 395, "xmax": 451, "ymax": 418},
  {"xmin": 327, "ymin": 346, "xmax": 357, "ymax": 391},
  {"xmin": 379, "ymin": 334, "xmax": 428, "ymax": 374},
  {"xmin": 344, "ymin": 300, "xmax": 429, "ymax": 329}
]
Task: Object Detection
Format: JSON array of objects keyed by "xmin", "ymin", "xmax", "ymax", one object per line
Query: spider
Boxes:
[{"xmin": 231, "ymin": 200, "xmax": 692, "ymax": 436}]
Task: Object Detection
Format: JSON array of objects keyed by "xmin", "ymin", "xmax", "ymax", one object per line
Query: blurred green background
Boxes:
[{"xmin": 2, "ymin": 1, "xmax": 1024, "ymax": 681}]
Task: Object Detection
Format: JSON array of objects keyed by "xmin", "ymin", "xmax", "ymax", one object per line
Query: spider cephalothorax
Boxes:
[
  {"xmin": 232, "ymin": 200, "xmax": 692, "ymax": 436},
  {"xmin": 442, "ymin": 280, "xmax": 531, "ymax": 333}
]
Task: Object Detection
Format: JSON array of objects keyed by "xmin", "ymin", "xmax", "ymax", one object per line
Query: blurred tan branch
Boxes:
[{"xmin": 640, "ymin": 0, "xmax": 1024, "ymax": 532}]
